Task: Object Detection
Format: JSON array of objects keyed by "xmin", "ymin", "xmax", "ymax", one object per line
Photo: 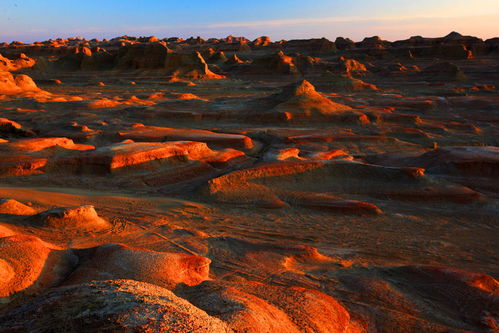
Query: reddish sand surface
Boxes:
[{"xmin": 0, "ymin": 33, "xmax": 498, "ymax": 332}]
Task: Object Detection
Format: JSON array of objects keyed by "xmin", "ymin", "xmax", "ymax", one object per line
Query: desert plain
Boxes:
[{"xmin": 0, "ymin": 32, "xmax": 497, "ymax": 332}]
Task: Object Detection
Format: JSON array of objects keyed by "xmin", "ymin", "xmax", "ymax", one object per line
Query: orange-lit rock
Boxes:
[
  {"xmin": 0, "ymin": 198, "xmax": 37, "ymax": 215},
  {"xmin": 28, "ymin": 205, "xmax": 111, "ymax": 231},
  {"xmin": 0, "ymin": 224, "xmax": 16, "ymax": 237},
  {"xmin": 0, "ymin": 235, "xmax": 77, "ymax": 299},
  {"xmin": 0, "ymin": 71, "xmax": 40, "ymax": 95},
  {"xmin": 0, "ymin": 53, "xmax": 36, "ymax": 72},
  {"xmin": 0, "ymin": 137, "xmax": 94, "ymax": 152},
  {"xmin": 175, "ymin": 281, "xmax": 305, "ymax": 333},
  {"xmin": 0, "ymin": 154, "xmax": 48, "ymax": 177},
  {"xmin": 234, "ymin": 281, "xmax": 351, "ymax": 333},
  {"xmin": 165, "ymin": 51, "xmax": 224, "ymax": 80},
  {"xmin": 176, "ymin": 279, "xmax": 352, "ymax": 332},
  {"xmin": 65, "ymin": 244, "xmax": 210, "ymax": 289},
  {"xmin": 245, "ymin": 51, "xmax": 299, "ymax": 75},
  {"xmin": 251, "ymin": 80, "xmax": 354, "ymax": 120},
  {"xmin": 334, "ymin": 56, "xmax": 368, "ymax": 75},
  {"xmin": 118, "ymin": 126, "xmax": 254, "ymax": 149},
  {"xmin": 87, "ymin": 96, "xmax": 155, "ymax": 109},
  {"xmin": 71, "ymin": 141, "xmax": 244, "ymax": 172}
]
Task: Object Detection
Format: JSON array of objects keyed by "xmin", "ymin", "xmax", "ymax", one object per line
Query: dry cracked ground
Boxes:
[{"xmin": 0, "ymin": 32, "xmax": 497, "ymax": 332}]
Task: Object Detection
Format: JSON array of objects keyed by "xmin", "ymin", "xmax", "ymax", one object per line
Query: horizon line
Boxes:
[{"xmin": 1, "ymin": 13, "xmax": 498, "ymax": 44}]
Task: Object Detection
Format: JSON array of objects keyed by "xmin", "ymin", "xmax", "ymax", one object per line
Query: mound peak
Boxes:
[
  {"xmin": 444, "ymin": 31, "xmax": 464, "ymax": 39},
  {"xmin": 271, "ymin": 80, "xmax": 353, "ymax": 115},
  {"xmin": 335, "ymin": 57, "xmax": 368, "ymax": 74},
  {"xmin": 276, "ymin": 80, "xmax": 325, "ymax": 101},
  {"xmin": 29, "ymin": 205, "xmax": 111, "ymax": 231},
  {"xmin": 291, "ymin": 79, "xmax": 318, "ymax": 96},
  {"xmin": 225, "ymin": 53, "xmax": 243, "ymax": 65},
  {"xmin": 0, "ymin": 71, "xmax": 40, "ymax": 95},
  {"xmin": 165, "ymin": 51, "xmax": 224, "ymax": 80},
  {"xmin": 0, "ymin": 199, "xmax": 37, "ymax": 215}
]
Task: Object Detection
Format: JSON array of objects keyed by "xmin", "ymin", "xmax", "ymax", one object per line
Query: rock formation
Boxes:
[{"xmin": 0, "ymin": 31, "xmax": 496, "ymax": 333}]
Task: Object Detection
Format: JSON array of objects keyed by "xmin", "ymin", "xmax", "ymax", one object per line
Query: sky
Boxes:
[{"xmin": 1, "ymin": 0, "xmax": 498, "ymax": 43}]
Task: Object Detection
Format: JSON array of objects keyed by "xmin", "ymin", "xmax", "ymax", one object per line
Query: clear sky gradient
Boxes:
[{"xmin": 1, "ymin": 0, "xmax": 498, "ymax": 43}]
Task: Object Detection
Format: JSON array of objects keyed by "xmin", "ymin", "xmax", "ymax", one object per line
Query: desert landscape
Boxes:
[{"xmin": 0, "ymin": 30, "xmax": 497, "ymax": 332}]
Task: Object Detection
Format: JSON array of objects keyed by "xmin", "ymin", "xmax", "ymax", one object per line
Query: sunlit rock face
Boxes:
[{"xmin": 0, "ymin": 31, "xmax": 497, "ymax": 333}]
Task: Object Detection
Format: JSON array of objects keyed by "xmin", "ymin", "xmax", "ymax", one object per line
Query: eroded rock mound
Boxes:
[
  {"xmin": 0, "ymin": 137, "xmax": 93, "ymax": 153},
  {"xmin": 372, "ymin": 146, "xmax": 499, "ymax": 179},
  {"xmin": 246, "ymin": 51, "xmax": 299, "ymax": 75},
  {"xmin": 65, "ymin": 141, "xmax": 243, "ymax": 173},
  {"xmin": 283, "ymin": 191, "xmax": 383, "ymax": 215},
  {"xmin": 283, "ymin": 38, "xmax": 337, "ymax": 55},
  {"xmin": 275, "ymin": 80, "xmax": 352, "ymax": 112},
  {"xmin": 225, "ymin": 53, "xmax": 244, "ymax": 65},
  {"xmin": 0, "ymin": 279, "xmax": 230, "ymax": 333},
  {"xmin": 202, "ymin": 159, "xmax": 480, "ymax": 207},
  {"xmin": 0, "ymin": 154, "xmax": 48, "ymax": 177},
  {"xmin": 208, "ymin": 51, "xmax": 228, "ymax": 64},
  {"xmin": 65, "ymin": 243, "xmax": 211, "ymax": 289},
  {"xmin": 0, "ymin": 199, "xmax": 36, "ymax": 215},
  {"xmin": 384, "ymin": 266, "xmax": 499, "ymax": 331},
  {"xmin": 313, "ymin": 71, "xmax": 378, "ymax": 92},
  {"xmin": 87, "ymin": 96, "xmax": 155, "ymax": 109},
  {"xmin": 175, "ymin": 281, "xmax": 304, "ymax": 333},
  {"xmin": 116, "ymin": 42, "xmax": 171, "ymax": 69},
  {"xmin": 117, "ymin": 126, "xmax": 254, "ymax": 149},
  {"xmin": 415, "ymin": 146, "xmax": 499, "ymax": 177},
  {"xmin": 207, "ymin": 236, "xmax": 334, "ymax": 275},
  {"xmin": 335, "ymin": 37, "xmax": 355, "ymax": 50},
  {"xmin": 176, "ymin": 280, "xmax": 351, "ymax": 333},
  {"xmin": 0, "ymin": 235, "xmax": 77, "ymax": 300},
  {"xmin": 0, "ymin": 71, "xmax": 81, "ymax": 101},
  {"xmin": 0, "ymin": 118, "xmax": 34, "ymax": 137},
  {"xmin": 392, "ymin": 31, "xmax": 480, "ymax": 59},
  {"xmin": 421, "ymin": 61, "xmax": 466, "ymax": 82},
  {"xmin": 334, "ymin": 57, "xmax": 368, "ymax": 75},
  {"xmin": 0, "ymin": 138, "xmax": 94, "ymax": 178},
  {"xmin": 165, "ymin": 51, "xmax": 224, "ymax": 80},
  {"xmin": 0, "ymin": 53, "xmax": 35, "ymax": 72},
  {"xmin": 0, "ymin": 71, "xmax": 40, "ymax": 95},
  {"xmin": 28, "ymin": 205, "xmax": 111, "ymax": 231},
  {"xmin": 251, "ymin": 80, "xmax": 354, "ymax": 121}
]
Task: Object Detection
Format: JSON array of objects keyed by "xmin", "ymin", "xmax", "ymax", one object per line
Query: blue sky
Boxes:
[{"xmin": 1, "ymin": 0, "xmax": 498, "ymax": 42}]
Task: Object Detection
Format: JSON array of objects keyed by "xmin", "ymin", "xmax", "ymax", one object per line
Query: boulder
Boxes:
[{"xmin": 0, "ymin": 280, "xmax": 230, "ymax": 332}]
